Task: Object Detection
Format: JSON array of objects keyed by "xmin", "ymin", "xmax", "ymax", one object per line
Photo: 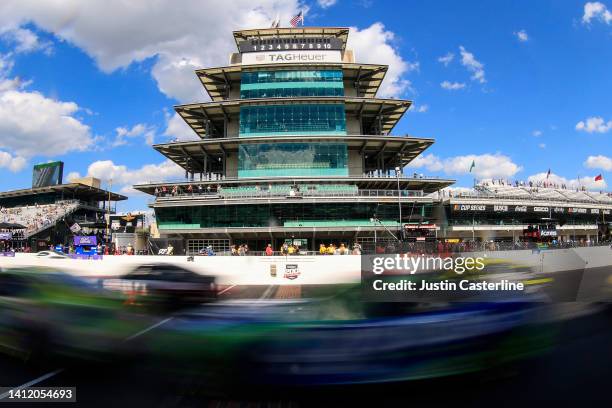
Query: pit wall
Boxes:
[{"xmin": 1, "ymin": 246, "xmax": 610, "ymax": 286}]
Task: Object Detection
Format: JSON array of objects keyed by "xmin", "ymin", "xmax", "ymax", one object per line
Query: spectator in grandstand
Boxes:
[
  {"xmin": 280, "ymin": 242, "xmax": 289, "ymax": 255},
  {"xmin": 352, "ymin": 242, "xmax": 362, "ymax": 255},
  {"xmin": 319, "ymin": 243, "xmax": 327, "ymax": 255},
  {"xmin": 327, "ymin": 244, "xmax": 336, "ymax": 255},
  {"xmin": 167, "ymin": 243, "xmax": 174, "ymax": 256},
  {"xmin": 265, "ymin": 244, "xmax": 273, "ymax": 256},
  {"xmin": 287, "ymin": 244, "xmax": 296, "ymax": 255}
]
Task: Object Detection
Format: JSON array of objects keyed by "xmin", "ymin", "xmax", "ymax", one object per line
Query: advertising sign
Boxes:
[
  {"xmin": 0, "ymin": 232, "xmax": 12, "ymax": 240},
  {"xmin": 241, "ymin": 50, "xmax": 342, "ymax": 65},
  {"xmin": 74, "ymin": 236, "xmax": 97, "ymax": 246}
]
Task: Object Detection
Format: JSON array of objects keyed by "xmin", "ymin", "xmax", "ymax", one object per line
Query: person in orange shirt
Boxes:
[{"xmin": 265, "ymin": 244, "xmax": 273, "ymax": 256}]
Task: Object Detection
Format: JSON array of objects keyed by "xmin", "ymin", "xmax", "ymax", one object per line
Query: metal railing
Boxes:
[{"xmin": 150, "ymin": 188, "xmax": 425, "ymax": 202}]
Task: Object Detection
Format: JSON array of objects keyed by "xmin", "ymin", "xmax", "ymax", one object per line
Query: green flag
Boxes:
[{"xmin": 469, "ymin": 160, "xmax": 475, "ymax": 172}]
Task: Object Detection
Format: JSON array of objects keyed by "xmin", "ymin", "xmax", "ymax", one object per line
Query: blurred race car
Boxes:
[
  {"xmin": 0, "ymin": 267, "xmax": 151, "ymax": 363},
  {"xmin": 35, "ymin": 251, "xmax": 69, "ymax": 259},
  {"xmin": 103, "ymin": 263, "xmax": 217, "ymax": 310}
]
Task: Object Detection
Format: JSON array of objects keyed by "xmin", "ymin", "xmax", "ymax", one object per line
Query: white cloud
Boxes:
[
  {"xmin": 575, "ymin": 116, "xmax": 612, "ymax": 133},
  {"xmin": 0, "ymin": 87, "xmax": 93, "ymax": 157},
  {"xmin": 85, "ymin": 159, "xmax": 185, "ymax": 189},
  {"xmin": 582, "ymin": 2, "xmax": 612, "ymax": 24},
  {"xmin": 532, "ymin": 129, "xmax": 543, "ymax": 137},
  {"xmin": 514, "ymin": 29, "xmax": 529, "ymax": 42},
  {"xmin": 538, "ymin": 143, "xmax": 546, "ymax": 149},
  {"xmin": 0, "ymin": 150, "xmax": 26, "ymax": 172},
  {"xmin": 0, "ymin": 0, "xmax": 302, "ymax": 103},
  {"xmin": 459, "ymin": 45, "xmax": 486, "ymax": 83},
  {"xmin": 348, "ymin": 22, "xmax": 417, "ymax": 97},
  {"xmin": 164, "ymin": 112, "xmax": 199, "ymax": 142},
  {"xmin": 317, "ymin": 0, "xmax": 337, "ymax": 8},
  {"xmin": 1, "ymin": 27, "xmax": 51, "ymax": 54},
  {"xmin": 113, "ymin": 123, "xmax": 156, "ymax": 147},
  {"xmin": 437, "ymin": 52, "xmax": 454, "ymax": 66},
  {"xmin": 440, "ymin": 80, "xmax": 466, "ymax": 90},
  {"xmin": 585, "ymin": 155, "xmax": 612, "ymax": 171},
  {"xmin": 410, "ymin": 104, "xmax": 429, "ymax": 113},
  {"xmin": 407, "ymin": 153, "xmax": 522, "ymax": 179},
  {"xmin": 66, "ymin": 171, "xmax": 81, "ymax": 182},
  {"xmin": 406, "ymin": 153, "xmax": 443, "ymax": 171},
  {"xmin": 528, "ymin": 172, "xmax": 607, "ymax": 190}
]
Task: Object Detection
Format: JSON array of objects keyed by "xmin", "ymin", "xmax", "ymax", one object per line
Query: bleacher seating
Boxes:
[
  {"xmin": 464, "ymin": 180, "xmax": 612, "ymax": 205},
  {"xmin": 0, "ymin": 200, "xmax": 79, "ymax": 237}
]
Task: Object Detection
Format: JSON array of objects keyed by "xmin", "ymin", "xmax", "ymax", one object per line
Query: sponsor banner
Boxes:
[
  {"xmin": 284, "ymin": 264, "xmax": 301, "ymax": 280},
  {"xmin": 404, "ymin": 223, "xmax": 437, "ymax": 230},
  {"xmin": 70, "ymin": 223, "xmax": 81, "ymax": 233},
  {"xmin": 453, "ymin": 204, "xmax": 487, "ymax": 211},
  {"xmin": 540, "ymin": 230, "xmax": 558, "ymax": 237},
  {"xmin": 74, "ymin": 235, "xmax": 97, "ymax": 246},
  {"xmin": 0, "ymin": 251, "xmax": 15, "ymax": 257},
  {"xmin": 241, "ymin": 50, "xmax": 342, "ymax": 65},
  {"xmin": 0, "ymin": 232, "xmax": 12, "ymax": 240},
  {"xmin": 452, "ymin": 204, "xmax": 606, "ymax": 215}
]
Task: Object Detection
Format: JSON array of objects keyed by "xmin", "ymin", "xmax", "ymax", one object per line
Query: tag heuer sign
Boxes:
[
  {"xmin": 533, "ymin": 207, "xmax": 549, "ymax": 212},
  {"xmin": 284, "ymin": 264, "xmax": 301, "ymax": 280},
  {"xmin": 242, "ymin": 50, "xmax": 342, "ymax": 65}
]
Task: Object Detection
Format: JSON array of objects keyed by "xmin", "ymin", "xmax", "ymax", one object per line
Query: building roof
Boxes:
[
  {"xmin": 196, "ymin": 63, "xmax": 388, "ymax": 101},
  {"xmin": 233, "ymin": 27, "xmax": 350, "ymax": 51},
  {"xmin": 175, "ymin": 97, "xmax": 412, "ymax": 139},
  {"xmin": 153, "ymin": 135, "xmax": 432, "ymax": 173},
  {"xmin": 0, "ymin": 183, "xmax": 127, "ymax": 202}
]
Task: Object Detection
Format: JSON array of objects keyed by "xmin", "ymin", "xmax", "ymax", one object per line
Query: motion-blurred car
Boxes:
[
  {"xmin": 35, "ymin": 251, "xmax": 69, "ymax": 259},
  {"xmin": 104, "ymin": 263, "xmax": 217, "ymax": 310},
  {"xmin": 0, "ymin": 267, "xmax": 149, "ymax": 363}
]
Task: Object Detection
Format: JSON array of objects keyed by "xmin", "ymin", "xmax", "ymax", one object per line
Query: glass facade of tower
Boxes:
[
  {"xmin": 240, "ymin": 70, "xmax": 344, "ymax": 99},
  {"xmin": 238, "ymin": 143, "xmax": 348, "ymax": 177},
  {"xmin": 239, "ymin": 104, "xmax": 347, "ymax": 137},
  {"xmin": 156, "ymin": 203, "xmax": 431, "ymax": 229}
]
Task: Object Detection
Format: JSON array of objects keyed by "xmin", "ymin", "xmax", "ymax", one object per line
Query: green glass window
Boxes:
[
  {"xmin": 238, "ymin": 143, "xmax": 348, "ymax": 177},
  {"xmin": 239, "ymin": 104, "xmax": 346, "ymax": 137},
  {"xmin": 155, "ymin": 203, "xmax": 433, "ymax": 229},
  {"xmin": 240, "ymin": 70, "xmax": 344, "ymax": 99}
]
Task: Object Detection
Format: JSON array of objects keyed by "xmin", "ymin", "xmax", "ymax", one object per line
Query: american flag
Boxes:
[{"xmin": 290, "ymin": 11, "xmax": 303, "ymax": 27}]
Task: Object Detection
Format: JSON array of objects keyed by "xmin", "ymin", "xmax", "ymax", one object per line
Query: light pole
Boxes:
[{"xmin": 395, "ymin": 166, "xmax": 403, "ymax": 241}]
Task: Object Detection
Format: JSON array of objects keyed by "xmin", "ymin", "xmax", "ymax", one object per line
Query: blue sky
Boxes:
[{"xmin": 0, "ymin": 0, "xmax": 610, "ymax": 212}]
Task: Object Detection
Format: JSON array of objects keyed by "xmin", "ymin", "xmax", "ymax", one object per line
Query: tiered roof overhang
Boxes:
[
  {"xmin": 175, "ymin": 97, "xmax": 412, "ymax": 139},
  {"xmin": 196, "ymin": 63, "xmax": 388, "ymax": 101}
]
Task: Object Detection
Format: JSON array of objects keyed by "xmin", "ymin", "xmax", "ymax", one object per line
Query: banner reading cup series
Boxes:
[{"xmin": 242, "ymin": 50, "xmax": 342, "ymax": 65}]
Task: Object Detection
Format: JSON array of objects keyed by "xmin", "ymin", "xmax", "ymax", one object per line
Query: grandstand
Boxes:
[{"xmin": 0, "ymin": 181, "xmax": 127, "ymax": 251}]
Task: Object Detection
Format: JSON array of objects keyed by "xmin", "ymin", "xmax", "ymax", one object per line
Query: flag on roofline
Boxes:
[
  {"xmin": 290, "ymin": 10, "xmax": 304, "ymax": 27},
  {"xmin": 595, "ymin": 174, "xmax": 603, "ymax": 181},
  {"xmin": 546, "ymin": 168, "xmax": 551, "ymax": 179},
  {"xmin": 469, "ymin": 160, "xmax": 475, "ymax": 172}
]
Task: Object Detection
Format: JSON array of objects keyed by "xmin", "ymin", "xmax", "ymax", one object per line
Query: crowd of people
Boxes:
[{"xmin": 0, "ymin": 201, "xmax": 79, "ymax": 234}]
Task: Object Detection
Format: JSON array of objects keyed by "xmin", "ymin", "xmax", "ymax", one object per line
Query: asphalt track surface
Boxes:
[{"xmin": 1, "ymin": 286, "xmax": 611, "ymax": 407}]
